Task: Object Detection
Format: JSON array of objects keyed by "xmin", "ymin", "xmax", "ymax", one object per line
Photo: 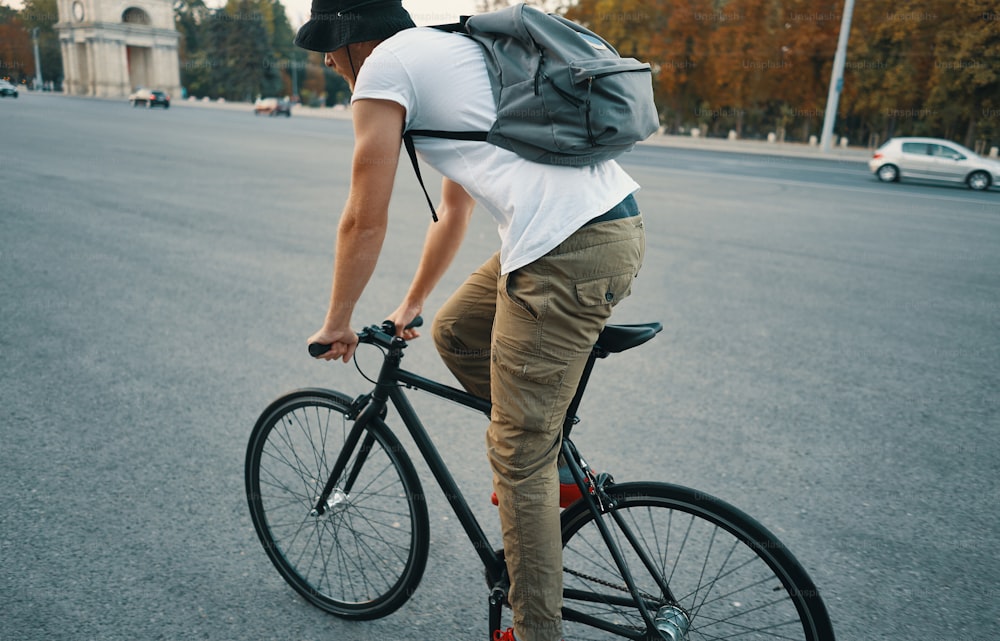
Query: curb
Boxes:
[
  {"xmin": 640, "ymin": 133, "xmax": 872, "ymax": 163},
  {"xmin": 34, "ymin": 91, "xmax": 875, "ymax": 163}
]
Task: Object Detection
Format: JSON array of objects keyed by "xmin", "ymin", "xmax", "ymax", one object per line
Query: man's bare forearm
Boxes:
[
  {"xmin": 404, "ymin": 205, "xmax": 472, "ymax": 306},
  {"xmin": 323, "ymin": 208, "xmax": 388, "ymax": 330}
]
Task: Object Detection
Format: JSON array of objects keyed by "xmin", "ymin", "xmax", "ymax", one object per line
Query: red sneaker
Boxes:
[
  {"xmin": 493, "ymin": 628, "xmax": 516, "ymax": 641},
  {"xmin": 493, "ymin": 627, "xmax": 565, "ymax": 641},
  {"xmin": 559, "ymin": 480, "xmax": 583, "ymax": 506},
  {"xmin": 490, "ymin": 481, "xmax": 583, "ymax": 508}
]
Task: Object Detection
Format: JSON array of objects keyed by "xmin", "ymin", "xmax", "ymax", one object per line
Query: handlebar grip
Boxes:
[
  {"xmin": 308, "ymin": 342, "xmax": 331, "ymax": 357},
  {"xmin": 382, "ymin": 315, "xmax": 424, "ymax": 336},
  {"xmin": 309, "ymin": 316, "xmax": 423, "ymax": 358}
]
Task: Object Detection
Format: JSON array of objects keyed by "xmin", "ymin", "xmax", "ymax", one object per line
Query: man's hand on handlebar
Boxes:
[
  {"xmin": 385, "ymin": 301, "xmax": 423, "ymax": 342},
  {"xmin": 309, "ymin": 311, "xmax": 424, "ymax": 361},
  {"xmin": 307, "ymin": 325, "xmax": 359, "ymax": 362}
]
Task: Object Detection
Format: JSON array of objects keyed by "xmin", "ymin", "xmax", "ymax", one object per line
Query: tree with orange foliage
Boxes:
[
  {"xmin": 0, "ymin": 8, "xmax": 35, "ymax": 85},
  {"xmin": 566, "ymin": 0, "xmax": 715, "ymax": 133},
  {"xmin": 485, "ymin": 0, "xmax": 1000, "ymax": 147}
]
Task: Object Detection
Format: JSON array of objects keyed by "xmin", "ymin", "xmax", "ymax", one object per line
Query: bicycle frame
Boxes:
[
  {"xmin": 309, "ymin": 326, "xmax": 672, "ymax": 638},
  {"xmin": 252, "ymin": 317, "xmax": 834, "ymax": 641},
  {"xmin": 310, "ymin": 334, "xmax": 506, "ymax": 582}
]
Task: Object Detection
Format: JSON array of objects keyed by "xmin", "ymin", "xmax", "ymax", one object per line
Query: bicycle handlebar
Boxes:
[{"xmin": 308, "ymin": 316, "xmax": 424, "ymax": 357}]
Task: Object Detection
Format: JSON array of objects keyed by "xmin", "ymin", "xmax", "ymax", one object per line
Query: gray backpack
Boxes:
[{"xmin": 403, "ymin": 3, "xmax": 659, "ymax": 219}]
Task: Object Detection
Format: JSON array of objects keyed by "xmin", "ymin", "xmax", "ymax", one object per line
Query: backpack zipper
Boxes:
[
  {"xmin": 585, "ymin": 77, "xmax": 595, "ymax": 145},
  {"xmin": 551, "ymin": 80, "xmax": 584, "ymax": 107},
  {"xmin": 535, "ymin": 51, "xmax": 544, "ymax": 95}
]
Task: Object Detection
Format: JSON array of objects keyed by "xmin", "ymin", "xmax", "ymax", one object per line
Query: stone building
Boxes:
[{"xmin": 55, "ymin": 0, "xmax": 181, "ymax": 99}]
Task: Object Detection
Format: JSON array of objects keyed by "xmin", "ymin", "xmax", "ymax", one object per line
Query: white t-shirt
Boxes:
[{"xmin": 351, "ymin": 27, "xmax": 640, "ymax": 274}]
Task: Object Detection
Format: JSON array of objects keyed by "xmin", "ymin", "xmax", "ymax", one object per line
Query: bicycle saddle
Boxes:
[{"xmin": 595, "ymin": 322, "xmax": 662, "ymax": 353}]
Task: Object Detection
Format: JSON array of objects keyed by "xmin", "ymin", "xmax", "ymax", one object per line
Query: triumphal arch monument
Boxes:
[{"xmin": 55, "ymin": 0, "xmax": 181, "ymax": 99}]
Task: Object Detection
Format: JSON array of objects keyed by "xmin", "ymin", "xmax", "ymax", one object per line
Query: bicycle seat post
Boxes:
[{"xmin": 561, "ymin": 346, "xmax": 602, "ymax": 439}]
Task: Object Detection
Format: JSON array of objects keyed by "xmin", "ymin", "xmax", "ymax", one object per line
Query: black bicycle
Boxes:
[{"xmin": 245, "ymin": 318, "xmax": 836, "ymax": 641}]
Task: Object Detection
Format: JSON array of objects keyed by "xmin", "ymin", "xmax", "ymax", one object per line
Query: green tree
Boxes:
[
  {"xmin": 175, "ymin": 0, "xmax": 210, "ymax": 57},
  {"xmin": 11, "ymin": 0, "xmax": 62, "ymax": 87},
  {"xmin": 175, "ymin": 0, "xmax": 211, "ymax": 96},
  {"xmin": 177, "ymin": 0, "xmax": 293, "ymax": 101},
  {"xmin": 323, "ymin": 65, "xmax": 350, "ymax": 106},
  {"xmin": 268, "ymin": 0, "xmax": 297, "ymax": 97},
  {"xmin": 180, "ymin": 0, "xmax": 279, "ymax": 101},
  {"xmin": 269, "ymin": 0, "xmax": 295, "ymax": 60}
]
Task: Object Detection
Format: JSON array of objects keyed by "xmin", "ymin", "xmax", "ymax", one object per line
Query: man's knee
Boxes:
[{"xmin": 431, "ymin": 314, "xmax": 458, "ymax": 360}]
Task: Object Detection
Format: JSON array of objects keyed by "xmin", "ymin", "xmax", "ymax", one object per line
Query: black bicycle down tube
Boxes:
[{"xmin": 387, "ymin": 384, "xmax": 503, "ymax": 571}]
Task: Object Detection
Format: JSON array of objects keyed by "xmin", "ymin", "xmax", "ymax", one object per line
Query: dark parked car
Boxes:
[
  {"xmin": 0, "ymin": 80, "xmax": 19, "ymax": 98},
  {"xmin": 129, "ymin": 88, "xmax": 170, "ymax": 109}
]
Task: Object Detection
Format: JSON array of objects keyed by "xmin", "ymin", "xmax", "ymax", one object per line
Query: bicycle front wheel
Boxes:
[
  {"xmin": 560, "ymin": 482, "xmax": 835, "ymax": 641},
  {"xmin": 245, "ymin": 389, "xmax": 430, "ymax": 619}
]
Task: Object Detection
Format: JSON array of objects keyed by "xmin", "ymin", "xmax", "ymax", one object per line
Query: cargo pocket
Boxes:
[
  {"xmin": 491, "ymin": 339, "xmax": 569, "ymax": 432},
  {"xmin": 574, "ymin": 271, "xmax": 635, "ymax": 307},
  {"xmin": 502, "ymin": 267, "xmax": 546, "ymax": 321}
]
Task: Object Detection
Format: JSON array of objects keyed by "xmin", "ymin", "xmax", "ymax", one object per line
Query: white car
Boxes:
[
  {"xmin": 869, "ymin": 137, "xmax": 1000, "ymax": 191},
  {"xmin": 0, "ymin": 79, "xmax": 18, "ymax": 98}
]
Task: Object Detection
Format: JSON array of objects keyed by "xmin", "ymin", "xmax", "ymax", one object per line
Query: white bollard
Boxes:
[
  {"xmin": 767, "ymin": 132, "xmax": 776, "ymax": 143},
  {"xmin": 691, "ymin": 128, "xmax": 701, "ymax": 138},
  {"xmin": 839, "ymin": 137, "xmax": 849, "ymax": 148},
  {"xmin": 990, "ymin": 147, "xmax": 998, "ymax": 158},
  {"xmin": 809, "ymin": 135, "xmax": 818, "ymax": 147}
]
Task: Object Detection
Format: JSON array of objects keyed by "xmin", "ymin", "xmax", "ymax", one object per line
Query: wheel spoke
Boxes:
[
  {"xmin": 561, "ymin": 483, "xmax": 832, "ymax": 640},
  {"xmin": 246, "ymin": 394, "xmax": 428, "ymax": 618}
]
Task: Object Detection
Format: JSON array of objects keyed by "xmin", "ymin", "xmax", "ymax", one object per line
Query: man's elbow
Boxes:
[
  {"xmin": 339, "ymin": 200, "xmax": 389, "ymax": 235},
  {"xmin": 439, "ymin": 196, "xmax": 476, "ymax": 225}
]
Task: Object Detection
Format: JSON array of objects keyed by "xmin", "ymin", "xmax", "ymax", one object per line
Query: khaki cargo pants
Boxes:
[{"xmin": 432, "ymin": 209, "xmax": 645, "ymax": 641}]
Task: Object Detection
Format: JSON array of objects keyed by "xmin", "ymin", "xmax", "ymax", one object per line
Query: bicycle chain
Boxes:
[{"xmin": 563, "ymin": 566, "xmax": 659, "ymax": 603}]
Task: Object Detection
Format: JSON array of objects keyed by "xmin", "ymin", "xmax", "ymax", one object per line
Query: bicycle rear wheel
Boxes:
[
  {"xmin": 560, "ymin": 482, "xmax": 835, "ymax": 641},
  {"xmin": 245, "ymin": 389, "xmax": 430, "ymax": 619}
]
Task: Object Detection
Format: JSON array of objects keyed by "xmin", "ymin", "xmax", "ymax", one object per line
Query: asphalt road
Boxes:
[{"xmin": 2, "ymin": 94, "xmax": 998, "ymax": 641}]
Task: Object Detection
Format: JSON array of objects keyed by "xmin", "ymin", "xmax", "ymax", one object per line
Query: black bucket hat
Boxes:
[{"xmin": 294, "ymin": 0, "xmax": 416, "ymax": 53}]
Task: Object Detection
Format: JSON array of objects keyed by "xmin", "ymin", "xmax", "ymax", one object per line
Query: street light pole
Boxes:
[
  {"xmin": 820, "ymin": 0, "xmax": 856, "ymax": 152},
  {"xmin": 32, "ymin": 28, "xmax": 44, "ymax": 90}
]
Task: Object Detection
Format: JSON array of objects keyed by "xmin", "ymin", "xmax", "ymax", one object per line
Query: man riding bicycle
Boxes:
[{"xmin": 296, "ymin": 2, "xmax": 646, "ymax": 639}]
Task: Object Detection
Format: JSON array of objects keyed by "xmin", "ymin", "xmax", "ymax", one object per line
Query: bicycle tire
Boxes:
[
  {"xmin": 560, "ymin": 482, "xmax": 835, "ymax": 641},
  {"xmin": 245, "ymin": 389, "xmax": 430, "ymax": 619}
]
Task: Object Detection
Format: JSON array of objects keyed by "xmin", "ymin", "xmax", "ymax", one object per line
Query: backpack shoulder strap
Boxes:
[
  {"xmin": 407, "ymin": 130, "xmax": 488, "ymax": 141},
  {"xmin": 428, "ymin": 15, "xmax": 470, "ymax": 33},
  {"xmin": 402, "ymin": 131, "xmax": 438, "ymax": 222},
  {"xmin": 402, "ymin": 15, "xmax": 479, "ymax": 222}
]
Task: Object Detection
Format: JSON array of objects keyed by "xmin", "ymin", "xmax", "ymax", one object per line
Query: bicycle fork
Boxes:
[{"xmin": 309, "ymin": 396, "xmax": 381, "ymax": 517}]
